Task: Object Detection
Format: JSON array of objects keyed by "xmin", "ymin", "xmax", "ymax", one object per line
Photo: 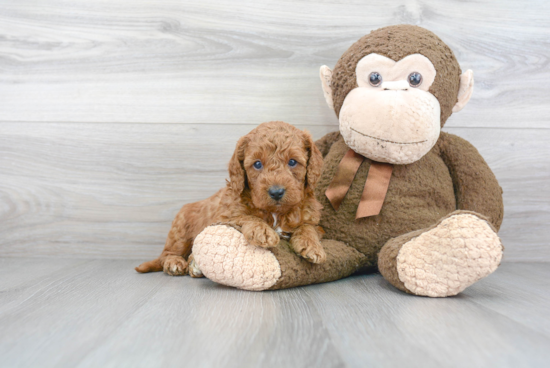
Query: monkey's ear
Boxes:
[
  {"xmin": 228, "ymin": 136, "xmax": 248, "ymax": 195},
  {"xmin": 452, "ymin": 69, "xmax": 474, "ymax": 113},
  {"xmin": 320, "ymin": 65, "xmax": 334, "ymax": 111}
]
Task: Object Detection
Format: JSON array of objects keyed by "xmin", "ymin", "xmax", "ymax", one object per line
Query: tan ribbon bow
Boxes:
[{"xmin": 325, "ymin": 149, "xmax": 393, "ymax": 219}]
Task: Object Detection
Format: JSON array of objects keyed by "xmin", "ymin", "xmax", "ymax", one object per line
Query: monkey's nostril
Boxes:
[{"xmin": 268, "ymin": 186, "xmax": 286, "ymax": 201}]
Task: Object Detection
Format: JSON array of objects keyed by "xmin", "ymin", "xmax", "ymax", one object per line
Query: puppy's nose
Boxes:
[{"xmin": 268, "ymin": 186, "xmax": 285, "ymax": 201}]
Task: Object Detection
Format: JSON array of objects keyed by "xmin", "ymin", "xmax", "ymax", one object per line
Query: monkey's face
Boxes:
[
  {"xmin": 320, "ymin": 26, "xmax": 474, "ymax": 165},
  {"xmin": 339, "ymin": 53, "xmax": 440, "ymax": 165}
]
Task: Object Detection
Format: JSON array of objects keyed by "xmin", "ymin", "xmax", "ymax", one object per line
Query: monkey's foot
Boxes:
[
  {"xmin": 193, "ymin": 225, "xmax": 366, "ymax": 291},
  {"xmin": 379, "ymin": 211, "xmax": 503, "ymax": 297}
]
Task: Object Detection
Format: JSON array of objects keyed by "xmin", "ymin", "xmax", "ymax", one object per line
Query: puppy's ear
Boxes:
[
  {"xmin": 303, "ymin": 130, "xmax": 324, "ymax": 189},
  {"xmin": 228, "ymin": 135, "xmax": 248, "ymax": 195}
]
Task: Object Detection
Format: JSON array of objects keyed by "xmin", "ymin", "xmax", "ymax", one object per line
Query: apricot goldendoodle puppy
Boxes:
[{"xmin": 136, "ymin": 121, "xmax": 325, "ymax": 277}]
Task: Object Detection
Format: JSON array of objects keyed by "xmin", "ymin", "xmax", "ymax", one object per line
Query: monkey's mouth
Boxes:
[{"xmin": 350, "ymin": 127, "xmax": 427, "ymax": 145}]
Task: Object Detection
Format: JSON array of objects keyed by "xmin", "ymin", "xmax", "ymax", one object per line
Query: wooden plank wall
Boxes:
[{"xmin": 1, "ymin": 0, "xmax": 548, "ymax": 261}]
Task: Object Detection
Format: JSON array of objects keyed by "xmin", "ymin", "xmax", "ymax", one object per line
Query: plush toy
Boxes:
[{"xmin": 192, "ymin": 25, "xmax": 504, "ymax": 297}]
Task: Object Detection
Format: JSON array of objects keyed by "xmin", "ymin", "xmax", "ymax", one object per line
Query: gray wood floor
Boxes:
[{"xmin": 0, "ymin": 259, "xmax": 549, "ymax": 368}]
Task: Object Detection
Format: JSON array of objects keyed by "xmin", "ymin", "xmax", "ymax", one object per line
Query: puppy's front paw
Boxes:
[
  {"xmin": 291, "ymin": 236, "xmax": 326, "ymax": 264},
  {"xmin": 188, "ymin": 254, "xmax": 204, "ymax": 278},
  {"xmin": 242, "ymin": 222, "xmax": 280, "ymax": 248},
  {"xmin": 163, "ymin": 255, "xmax": 189, "ymax": 276}
]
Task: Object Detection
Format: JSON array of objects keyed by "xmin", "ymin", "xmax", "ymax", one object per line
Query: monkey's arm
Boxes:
[
  {"xmin": 438, "ymin": 132, "xmax": 504, "ymax": 230},
  {"xmin": 193, "ymin": 224, "xmax": 367, "ymax": 291},
  {"xmin": 315, "ymin": 131, "xmax": 341, "ymax": 158}
]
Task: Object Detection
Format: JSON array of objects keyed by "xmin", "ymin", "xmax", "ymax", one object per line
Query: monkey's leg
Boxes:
[
  {"xmin": 378, "ymin": 210, "xmax": 503, "ymax": 297},
  {"xmin": 192, "ymin": 224, "xmax": 366, "ymax": 291}
]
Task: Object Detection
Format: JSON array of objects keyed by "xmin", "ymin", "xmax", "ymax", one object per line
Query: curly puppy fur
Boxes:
[{"xmin": 136, "ymin": 121, "xmax": 325, "ymax": 276}]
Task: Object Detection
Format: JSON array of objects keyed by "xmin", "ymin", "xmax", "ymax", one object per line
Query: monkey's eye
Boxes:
[
  {"xmin": 408, "ymin": 72, "xmax": 423, "ymax": 87},
  {"xmin": 369, "ymin": 72, "xmax": 383, "ymax": 87},
  {"xmin": 288, "ymin": 159, "xmax": 297, "ymax": 167},
  {"xmin": 253, "ymin": 161, "xmax": 263, "ymax": 170}
]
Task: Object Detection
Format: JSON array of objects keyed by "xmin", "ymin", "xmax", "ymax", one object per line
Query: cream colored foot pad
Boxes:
[
  {"xmin": 397, "ymin": 214, "xmax": 503, "ymax": 297},
  {"xmin": 193, "ymin": 225, "xmax": 281, "ymax": 291}
]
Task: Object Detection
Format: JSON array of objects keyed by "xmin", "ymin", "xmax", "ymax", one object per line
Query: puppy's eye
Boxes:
[
  {"xmin": 369, "ymin": 72, "xmax": 382, "ymax": 87},
  {"xmin": 288, "ymin": 159, "xmax": 297, "ymax": 167},
  {"xmin": 408, "ymin": 72, "xmax": 423, "ymax": 87},
  {"xmin": 253, "ymin": 160, "xmax": 263, "ymax": 170}
]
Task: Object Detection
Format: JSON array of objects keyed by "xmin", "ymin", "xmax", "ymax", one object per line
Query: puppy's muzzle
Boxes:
[{"xmin": 268, "ymin": 186, "xmax": 285, "ymax": 201}]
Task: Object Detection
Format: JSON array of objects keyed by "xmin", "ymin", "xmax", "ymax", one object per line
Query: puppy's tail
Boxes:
[{"xmin": 135, "ymin": 258, "xmax": 163, "ymax": 273}]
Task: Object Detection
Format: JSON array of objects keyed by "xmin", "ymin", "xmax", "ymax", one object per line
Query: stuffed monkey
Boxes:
[{"xmin": 192, "ymin": 25, "xmax": 504, "ymax": 297}]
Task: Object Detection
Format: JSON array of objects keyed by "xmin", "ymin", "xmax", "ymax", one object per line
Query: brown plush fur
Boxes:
[
  {"xmin": 267, "ymin": 239, "xmax": 367, "ymax": 290},
  {"xmin": 308, "ymin": 25, "xmax": 503, "ymax": 270},
  {"xmin": 135, "ymin": 121, "xmax": 325, "ymax": 276},
  {"xmin": 312, "ymin": 131, "xmax": 503, "ymax": 270}
]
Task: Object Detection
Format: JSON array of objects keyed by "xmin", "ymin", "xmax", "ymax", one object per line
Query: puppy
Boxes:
[{"xmin": 136, "ymin": 121, "xmax": 325, "ymax": 277}]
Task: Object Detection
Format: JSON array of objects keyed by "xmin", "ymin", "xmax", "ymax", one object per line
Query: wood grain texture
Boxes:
[
  {"xmin": 0, "ymin": 122, "xmax": 548, "ymax": 261},
  {"xmin": 0, "ymin": 259, "xmax": 549, "ymax": 368},
  {"xmin": 0, "ymin": 0, "xmax": 549, "ymax": 128}
]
